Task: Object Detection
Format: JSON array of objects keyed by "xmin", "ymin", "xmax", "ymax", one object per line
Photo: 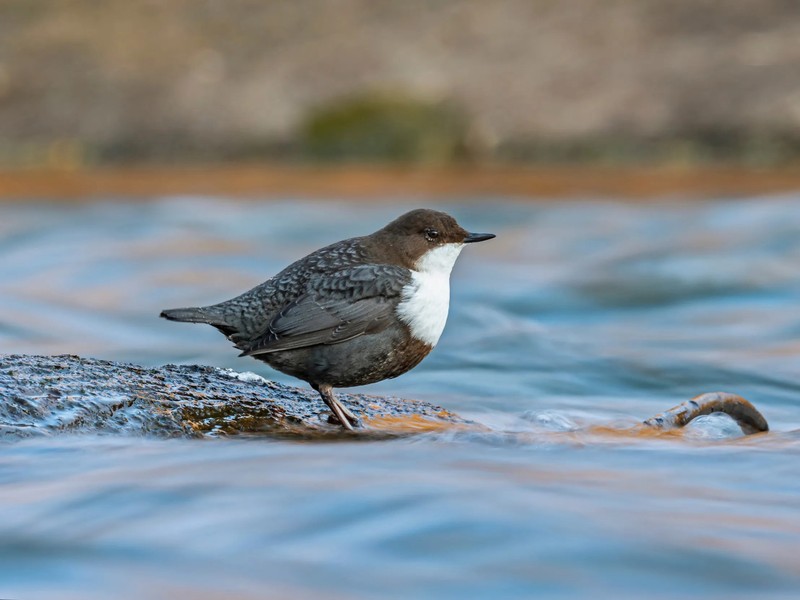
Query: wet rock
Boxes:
[
  {"xmin": 0, "ymin": 355, "xmax": 770, "ymax": 441},
  {"xmin": 0, "ymin": 354, "xmax": 464, "ymax": 440}
]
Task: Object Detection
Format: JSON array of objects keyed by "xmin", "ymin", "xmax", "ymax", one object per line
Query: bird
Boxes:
[{"xmin": 160, "ymin": 208, "xmax": 495, "ymax": 430}]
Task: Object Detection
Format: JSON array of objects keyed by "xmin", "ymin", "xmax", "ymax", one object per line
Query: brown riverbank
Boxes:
[
  {"xmin": 4, "ymin": 1, "xmax": 800, "ymax": 162},
  {"xmin": 1, "ymin": 164, "xmax": 800, "ymax": 202}
]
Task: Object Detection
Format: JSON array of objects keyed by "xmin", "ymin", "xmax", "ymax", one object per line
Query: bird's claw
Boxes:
[{"xmin": 326, "ymin": 412, "xmax": 361, "ymax": 429}]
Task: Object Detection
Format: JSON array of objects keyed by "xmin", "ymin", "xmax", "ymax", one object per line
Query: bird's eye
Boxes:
[{"xmin": 424, "ymin": 228, "xmax": 440, "ymax": 241}]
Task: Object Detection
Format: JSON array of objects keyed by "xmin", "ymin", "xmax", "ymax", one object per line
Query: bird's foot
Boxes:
[
  {"xmin": 314, "ymin": 384, "xmax": 360, "ymax": 431},
  {"xmin": 326, "ymin": 412, "xmax": 362, "ymax": 429}
]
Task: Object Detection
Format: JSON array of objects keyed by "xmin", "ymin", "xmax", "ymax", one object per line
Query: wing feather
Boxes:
[{"xmin": 239, "ymin": 264, "xmax": 410, "ymax": 356}]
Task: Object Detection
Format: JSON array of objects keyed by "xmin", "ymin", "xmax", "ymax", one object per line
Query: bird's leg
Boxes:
[
  {"xmin": 337, "ymin": 402, "xmax": 359, "ymax": 423},
  {"xmin": 314, "ymin": 383, "xmax": 359, "ymax": 430}
]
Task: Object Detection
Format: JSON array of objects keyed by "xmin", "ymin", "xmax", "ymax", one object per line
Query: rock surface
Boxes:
[
  {"xmin": 0, "ymin": 354, "xmax": 464, "ymax": 440},
  {"xmin": 0, "ymin": 354, "xmax": 770, "ymax": 441}
]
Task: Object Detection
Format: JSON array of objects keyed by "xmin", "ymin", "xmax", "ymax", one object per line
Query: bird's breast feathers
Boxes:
[{"xmin": 395, "ymin": 243, "xmax": 464, "ymax": 346}]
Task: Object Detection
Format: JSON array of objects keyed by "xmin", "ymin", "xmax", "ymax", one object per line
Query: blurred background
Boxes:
[{"xmin": 1, "ymin": 0, "xmax": 800, "ymax": 172}]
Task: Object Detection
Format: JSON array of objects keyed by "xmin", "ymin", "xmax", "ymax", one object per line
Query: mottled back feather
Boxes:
[{"xmin": 239, "ymin": 264, "xmax": 411, "ymax": 356}]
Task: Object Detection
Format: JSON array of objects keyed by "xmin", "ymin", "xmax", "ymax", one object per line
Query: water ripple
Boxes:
[{"xmin": 1, "ymin": 197, "xmax": 800, "ymax": 598}]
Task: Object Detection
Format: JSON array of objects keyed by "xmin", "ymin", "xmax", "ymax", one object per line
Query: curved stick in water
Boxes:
[{"xmin": 642, "ymin": 392, "xmax": 769, "ymax": 435}]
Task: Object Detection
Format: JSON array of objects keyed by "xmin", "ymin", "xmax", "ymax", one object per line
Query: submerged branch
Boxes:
[{"xmin": 642, "ymin": 392, "xmax": 769, "ymax": 435}]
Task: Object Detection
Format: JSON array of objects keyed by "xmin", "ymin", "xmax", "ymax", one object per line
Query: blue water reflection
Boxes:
[{"xmin": 1, "ymin": 196, "xmax": 800, "ymax": 598}]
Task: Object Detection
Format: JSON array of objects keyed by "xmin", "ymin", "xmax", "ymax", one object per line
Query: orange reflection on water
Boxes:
[{"xmin": 364, "ymin": 413, "xmax": 470, "ymax": 434}]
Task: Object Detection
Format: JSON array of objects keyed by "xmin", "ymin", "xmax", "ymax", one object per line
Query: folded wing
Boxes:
[{"xmin": 239, "ymin": 264, "xmax": 411, "ymax": 356}]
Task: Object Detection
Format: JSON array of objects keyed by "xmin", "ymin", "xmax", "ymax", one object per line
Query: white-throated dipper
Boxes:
[{"xmin": 160, "ymin": 208, "xmax": 495, "ymax": 430}]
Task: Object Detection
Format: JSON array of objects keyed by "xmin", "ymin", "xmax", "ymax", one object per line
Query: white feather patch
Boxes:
[{"xmin": 396, "ymin": 243, "xmax": 464, "ymax": 346}]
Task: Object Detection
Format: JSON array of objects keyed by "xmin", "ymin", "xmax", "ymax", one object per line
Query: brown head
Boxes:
[{"xmin": 367, "ymin": 208, "xmax": 495, "ymax": 270}]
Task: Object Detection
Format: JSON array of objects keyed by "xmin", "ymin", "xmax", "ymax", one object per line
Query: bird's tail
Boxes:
[
  {"xmin": 159, "ymin": 306, "xmax": 228, "ymax": 327},
  {"xmin": 161, "ymin": 305, "xmax": 240, "ymax": 338},
  {"xmin": 160, "ymin": 307, "xmax": 207, "ymax": 323}
]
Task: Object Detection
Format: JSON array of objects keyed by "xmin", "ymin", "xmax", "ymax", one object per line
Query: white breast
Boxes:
[{"xmin": 396, "ymin": 243, "xmax": 464, "ymax": 346}]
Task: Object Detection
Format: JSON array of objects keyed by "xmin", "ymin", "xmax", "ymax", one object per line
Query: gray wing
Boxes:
[
  {"xmin": 198, "ymin": 236, "xmax": 372, "ymax": 342},
  {"xmin": 239, "ymin": 264, "xmax": 412, "ymax": 356}
]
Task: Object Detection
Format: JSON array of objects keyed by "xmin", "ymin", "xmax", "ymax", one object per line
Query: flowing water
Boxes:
[{"xmin": 1, "ymin": 196, "xmax": 800, "ymax": 599}]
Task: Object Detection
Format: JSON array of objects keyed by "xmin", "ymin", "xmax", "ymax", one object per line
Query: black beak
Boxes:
[{"xmin": 464, "ymin": 232, "xmax": 496, "ymax": 243}]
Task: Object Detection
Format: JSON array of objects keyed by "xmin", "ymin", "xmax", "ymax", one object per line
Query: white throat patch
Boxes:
[{"xmin": 396, "ymin": 243, "xmax": 464, "ymax": 346}]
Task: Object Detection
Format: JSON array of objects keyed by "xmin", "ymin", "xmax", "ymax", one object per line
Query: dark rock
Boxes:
[
  {"xmin": 0, "ymin": 354, "xmax": 464, "ymax": 440},
  {"xmin": 0, "ymin": 355, "xmax": 770, "ymax": 441}
]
